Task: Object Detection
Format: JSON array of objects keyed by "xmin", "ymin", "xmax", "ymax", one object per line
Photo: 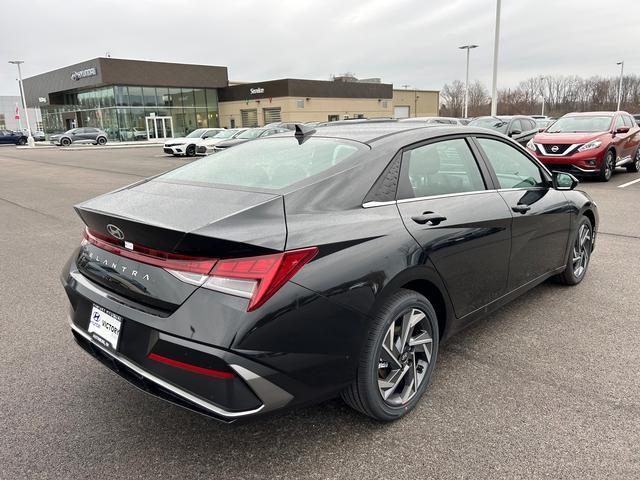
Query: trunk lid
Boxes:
[{"xmin": 74, "ymin": 179, "xmax": 287, "ymax": 313}]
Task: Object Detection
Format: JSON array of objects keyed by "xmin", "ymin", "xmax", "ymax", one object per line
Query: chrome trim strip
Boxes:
[
  {"xmin": 70, "ymin": 321, "xmax": 265, "ymax": 418},
  {"xmin": 362, "ymin": 200, "xmax": 397, "ymax": 208},
  {"xmin": 537, "ymin": 143, "xmax": 582, "ymax": 156},
  {"xmin": 616, "ymin": 155, "xmax": 632, "ymax": 166},
  {"xmin": 396, "ymin": 189, "xmax": 497, "ymax": 204}
]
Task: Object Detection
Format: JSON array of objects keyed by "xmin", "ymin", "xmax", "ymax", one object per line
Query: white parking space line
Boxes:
[{"xmin": 618, "ymin": 177, "xmax": 640, "ymax": 188}]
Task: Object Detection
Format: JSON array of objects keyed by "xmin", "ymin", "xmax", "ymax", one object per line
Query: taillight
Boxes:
[
  {"xmin": 83, "ymin": 228, "xmax": 217, "ymax": 275},
  {"xmin": 82, "ymin": 228, "xmax": 317, "ymax": 311},
  {"xmin": 203, "ymin": 248, "xmax": 318, "ymax": 311}
]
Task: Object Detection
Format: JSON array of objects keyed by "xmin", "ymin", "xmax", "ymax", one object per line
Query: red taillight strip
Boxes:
[
  {"xmin": 147, "ymin": 352, "xmax": 235, "ymax": 379},
  {"xmin": 83, "ymin": 228, "xmax": 217, "ymax": 275}
]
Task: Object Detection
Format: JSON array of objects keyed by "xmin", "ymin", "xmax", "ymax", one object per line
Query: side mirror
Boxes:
[
  {"xmin": 509, "ymin": 129, "xmax": 522, "ymax": 137},
  {"xmin": 552, "ymin": 171, "xmax": 579, "ymax": 191},
  {"xmin": 538, "ymin": 128, "xmax": 546, "ymax": 133},
  {"xmin": 615, "ymin": 126, "xmax": 630, "ymax": 134}
]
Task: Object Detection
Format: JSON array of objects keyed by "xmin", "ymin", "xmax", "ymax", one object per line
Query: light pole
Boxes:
[
  {"xmin": 490, "ymin": 0, "xmax": 501, "ymax": 116},
  {"xmin": 616, "ymin": 61, "xmax": 624, "ymax": 111},
  {"xmin": 8, "ymin": 60, "xmax": 34, "ymax": 147},
  {"xmin": 459, "ymin": 44, "xmax": 478, "ymax": 118},
  {"xmin": 540, "ymin": 76, "xmax": 548, "ymax": 116}
]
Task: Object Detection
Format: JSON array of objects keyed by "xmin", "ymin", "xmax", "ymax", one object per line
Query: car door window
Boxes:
[
  {"xmin": 615, "ymin": 116, "xmax": 625, "ymax": 130},
  {"xmin": 510, "ymin": 119, "xmax": 523, "ymax": 133},
  {"xmin": 398, "ymin": 138, "xmax": 486, "ymax": 199},
  {"xmin": 623, "ymin": 116, "xmax": 634, "ymax": 128},
  {"xmin": 477, "ymin": 137, "xmax": 545, "ymax": 189}
]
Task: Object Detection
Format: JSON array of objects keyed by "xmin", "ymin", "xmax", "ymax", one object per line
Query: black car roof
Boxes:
[{"xmin": 271, "ymin": 122, "xmax": 496, "ymax": 146}]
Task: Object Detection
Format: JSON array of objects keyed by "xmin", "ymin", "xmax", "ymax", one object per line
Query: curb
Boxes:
[{"xmin": 16, "ymin": 143, "xmax": 164, "ymax": 151}]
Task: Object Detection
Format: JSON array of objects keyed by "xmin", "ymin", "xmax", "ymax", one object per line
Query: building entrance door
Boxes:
[{"xmin": 145, "ymin": 116, "xmax": 173, "ymax": 140}]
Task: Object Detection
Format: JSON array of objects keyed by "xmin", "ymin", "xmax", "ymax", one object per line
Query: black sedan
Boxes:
[
  {"xmin": 0, "ymin": 130, "xmax": 27, "ymax": 145},
  {"xmin": 212, "ymin": 127, "xmax": 287, "ymax": 152},
  {"xmin": 469, "ymin": 115, "xmax": 538, "ymax": 146},
  {"xmin": 62, "ymin": 123, "xmax": 597, "ymax": 422}
]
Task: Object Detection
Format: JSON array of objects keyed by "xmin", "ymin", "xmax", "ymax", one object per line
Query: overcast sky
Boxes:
[{"xmin": 2, "ymin": 0, "xmax": 639, "ymax": 96}]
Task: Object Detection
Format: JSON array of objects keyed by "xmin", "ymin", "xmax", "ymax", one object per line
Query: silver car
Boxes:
[{"xmin": 50, "ymin": 127, "xmax": 108, "ymax": 146}]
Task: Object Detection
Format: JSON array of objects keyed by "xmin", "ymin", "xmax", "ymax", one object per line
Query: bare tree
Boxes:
[{"xmin": 440, "ymin": 80, "xmax": 465, "ymax": 117}]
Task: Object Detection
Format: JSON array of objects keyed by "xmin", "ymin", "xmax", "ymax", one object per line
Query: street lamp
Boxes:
[
  {"xmin": 616, "ymin": 61, "xmax": 624, "ymax": 111},
  {"xmin": 490, "ymin": 0, "xmax": 501, "ymax": 116},
  {"xmin": 540, "ymin": 76, "xmax": 548, "ymax": 116},
  {"xmin": 459, "ymin": 44, "xmax": 478, "ymax": 118},
  {"xmin": 8, "ymin": 60, "xmax": 34, "ymax": 147}
]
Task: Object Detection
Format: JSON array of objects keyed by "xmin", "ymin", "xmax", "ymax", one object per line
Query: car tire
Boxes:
[
  {"xmin": 341, "ymin": 289, "xmax": 439, "ymax": 421},
  {"xmin": 186, "ymin": 144, "xmax": 196, "ymax": 157},
  {"xmin": 97, "ymin": 136, "xmax": 107, "ymax": 146},
  {"xmin": 17, "ymin": 137, "xmax": 26, "ymax": 145},
  {"xmin": 598, "ymin": 150, "xmax": 615, "ymax": 182},
  {"xmin": 555, "ymin": 216, "xmax": 593, "ymax": 286},
  {"xmin": 626, "ymin": 147, "xmax": 640, "ymax": 173},
  {"xmin": 60, "ymin": 138, "xmax": 71, "ymax": 147}
]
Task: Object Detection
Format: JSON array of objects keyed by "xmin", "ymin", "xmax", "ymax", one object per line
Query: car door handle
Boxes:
[
  {"xmin": 512, "ymin": 204, "xmax": 531, "ymax": 214},
  {"xmin": 411, "ymin": 212, "xmax": 447, "ymax": 225}
]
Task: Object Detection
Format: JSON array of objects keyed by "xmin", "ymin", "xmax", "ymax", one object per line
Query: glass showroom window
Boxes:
[
  {"xmin": 142, "ymin": 87, "xmax": 157, "ymax": 107},
  {"xmin": 115, "ymin": 86, "xmax": 129, "ymax": 107}
]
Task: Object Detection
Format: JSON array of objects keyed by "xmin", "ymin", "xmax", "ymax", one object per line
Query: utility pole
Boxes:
[
  {"xmin": 616, "ymin": 61, "xmax": 624, "ymax": 111},
  {"xmin": 8, "ymin": 60, "xmax": 34, "ymax": 147},
  {"xmin": 459, "ymin": 44, "xmax": 478, "ymax": 118},
  {"xmin": 490, "ymin": 0, "xmax": 501, "ymax": 116}
]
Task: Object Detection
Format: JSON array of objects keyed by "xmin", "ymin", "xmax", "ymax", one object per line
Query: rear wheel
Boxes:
[
  {"xmin": 555, "ymin": 216, "xmax": 593, "ymax": 285},
  {"xmin": 627, "ymin": 147, "xmax": 640, "ymax": 173},
  {"xmin": 186, "ymin": 144, "xmax": 196, "ymax": 157},
  {"xmin": 60, "ymin": 137, "xmax": 71, "ymax": 147},
  {"xmin": 341, "ymin": 289, "xmax": 439, "ymax": 421}
]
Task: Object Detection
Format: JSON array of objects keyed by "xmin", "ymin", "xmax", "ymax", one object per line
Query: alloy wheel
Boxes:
[
  {"xmin": 604, "ymin": 153, "xmax": 614, "ymax": 180},
  {"xmin": 378, "ymin": 308, "xmax": 433, "ymax": 406},
  {"xmin": 572, "ymin": 223, "xmax": 592, "ymax": 278},
  {"xmin": 635, "ymin": 149, "xmax": 640, "ymax": 170}
]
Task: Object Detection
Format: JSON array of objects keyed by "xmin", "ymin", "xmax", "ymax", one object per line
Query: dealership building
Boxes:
[{"xmin": 23, "ymin": 58, "xmax": 439, "ymax": 140}]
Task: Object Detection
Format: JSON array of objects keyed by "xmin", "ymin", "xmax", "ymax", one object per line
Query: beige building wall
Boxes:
[
  {"xmin": 392, "ymin": 89, "xmax": 439, "ymax": 117},
  {"xmin": 219, "ymin": 96, "xmax": 394, "ymax": 127}
]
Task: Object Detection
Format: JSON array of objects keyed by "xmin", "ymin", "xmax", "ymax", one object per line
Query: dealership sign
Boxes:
[
  {"xmin": 250, "ymin": 87, "xmax": 265, "ymax": 95},
  {"xmin": 71, "ymin": 67, "xmax": 97, "ymax": 81}
]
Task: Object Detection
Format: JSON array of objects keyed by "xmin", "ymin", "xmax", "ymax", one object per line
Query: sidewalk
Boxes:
[{"xmin": 16, "ymin": 140, "xmax": 165, "ymax": 151}]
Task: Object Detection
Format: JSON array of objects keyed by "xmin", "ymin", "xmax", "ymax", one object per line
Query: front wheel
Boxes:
[
  {"xmin": 627, "ymin": 147, "xmax": 640, "ymax": 173},
  {"xmin": 97, "ymin": 136, "xmax": 107, "ymax": 146},
  {"xmin": 185, "ymin": 144, "xmax": 196, "ymax": 157},
  {"xmin": 60, "ymin": 138, "xmax": 71, "ymax": 147},
  {"xmin": 555, "ymin": 216, "xmax": 593, "ymax": 285},
  {"xmin": 598, "ymin": 150, "xmax": 615, "ymax": 182},
  {"xmin": 341, "ymin": 289, "xmax": 439, "ymax": 421},
  {"xmin": 17, "ymin": 137, "xmax": 26, "ymax": 145}
]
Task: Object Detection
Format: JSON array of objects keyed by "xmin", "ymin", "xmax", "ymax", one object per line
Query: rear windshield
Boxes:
[
  {"xmin": 160, "ymin": 137, "xmax": 365, "ymax": 190},
  {"xmin": 547, "ymin": 116, "xmax": 612, "ymax": 133},
  {"xmin": 469, "ymin": 117, "xmax": 508, "ymax": 133}
]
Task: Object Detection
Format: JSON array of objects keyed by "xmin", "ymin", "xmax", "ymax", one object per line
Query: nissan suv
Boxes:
[{"xmin": 527, "ymin": 111, "xmax": 640, "ymax": 181}]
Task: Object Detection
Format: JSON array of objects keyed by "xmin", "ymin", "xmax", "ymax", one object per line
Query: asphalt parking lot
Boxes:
[{"xmin": 1, "ymin": 145, "xmax": 639, "ymax": 479}]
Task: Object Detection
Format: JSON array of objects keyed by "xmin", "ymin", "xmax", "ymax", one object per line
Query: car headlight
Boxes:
[
  {"xmin": 578, "ymin": 140, "xmax": 602, "ymax": 152},
  {"xmin": 526, "ymin": 139, "xmax": 537, "ymax": 152}
]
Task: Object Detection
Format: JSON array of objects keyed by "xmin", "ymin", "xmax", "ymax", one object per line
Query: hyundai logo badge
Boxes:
[{"xmin": 106, "ymin": 224, "xmax": 125, "ymax": 240}]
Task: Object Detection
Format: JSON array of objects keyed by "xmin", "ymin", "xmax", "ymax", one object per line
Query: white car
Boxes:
[
  {"xmin": 195, "ymin": 128, "xmax": 249, "ymax": 155},
  {"xmin": 163, "ymin": 128, "xmax": 225, "ymax": 156}
]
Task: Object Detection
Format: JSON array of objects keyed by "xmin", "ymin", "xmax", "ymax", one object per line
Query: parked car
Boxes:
[
  {"xmin": 468, "ymin": 115, "xmax": 538, "ymax": 146},
  {"xmin": 212, "ymin": 127, "xmax": 288, "ymax": 152},
  {"xmin": 196, "ymin": 128, "xmax": 248, "ymax": 155},
  {"xmin": 32, "ymin": 131, "xmax": 46, "ymax": 141},
  {"xmin": 163, "ymin": 128, "xmax": 225, "ymax": 156},
  {"xmin": 62, "ymin": 122, "xmax": 598, "ymax": 422},
  {"xmin": 535, "ymin": 119, "xmax": 554, "ymax": 130},
  {"xmin": 632, "ymin": 114, "xmax": 640, "ymax": 127},
  {"xmin": 132, "ymin": 127, "xmax": 148, "ymax": 141},
  {"xmin": 527, "ymin": 111, "xmax": 640, "ymax": 181},
  {"xmin": 398, "ymin": 116, "xmax": 467, "ymax": 125},
  {"xmin": 50, "ymin": 127, "xmax": 108, "ymax": 146},
  {"xmin": 0, "ymin": 130, "xmax": 27, "ymax": 145}
]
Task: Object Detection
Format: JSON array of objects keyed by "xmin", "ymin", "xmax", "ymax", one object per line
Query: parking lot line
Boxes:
[{"xmin": 618, "ymin": 177, "xmax": 640, "ymax": 188}]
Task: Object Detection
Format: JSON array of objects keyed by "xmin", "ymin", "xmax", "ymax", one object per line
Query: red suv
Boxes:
[{"xmin": 527, "ymin": 111, "xmax": 640, "ymax": 181}]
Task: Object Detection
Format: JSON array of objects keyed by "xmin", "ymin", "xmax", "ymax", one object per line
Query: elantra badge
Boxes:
[{"xmin": 107, "ymin": 224, "xmax": 125, "ymax": 240}]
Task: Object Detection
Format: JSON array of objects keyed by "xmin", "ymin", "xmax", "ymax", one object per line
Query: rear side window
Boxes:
[
  {"xmin": 477, "ymin": 138, "xmax": 544, "ymax": 189},
  {"xmin": 398, "ymin": 138, "xmax": 486, "ymax": 199},
  {"xmin": 160, "ymin": 137, "xmax": 365, "ymax": 190}
]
